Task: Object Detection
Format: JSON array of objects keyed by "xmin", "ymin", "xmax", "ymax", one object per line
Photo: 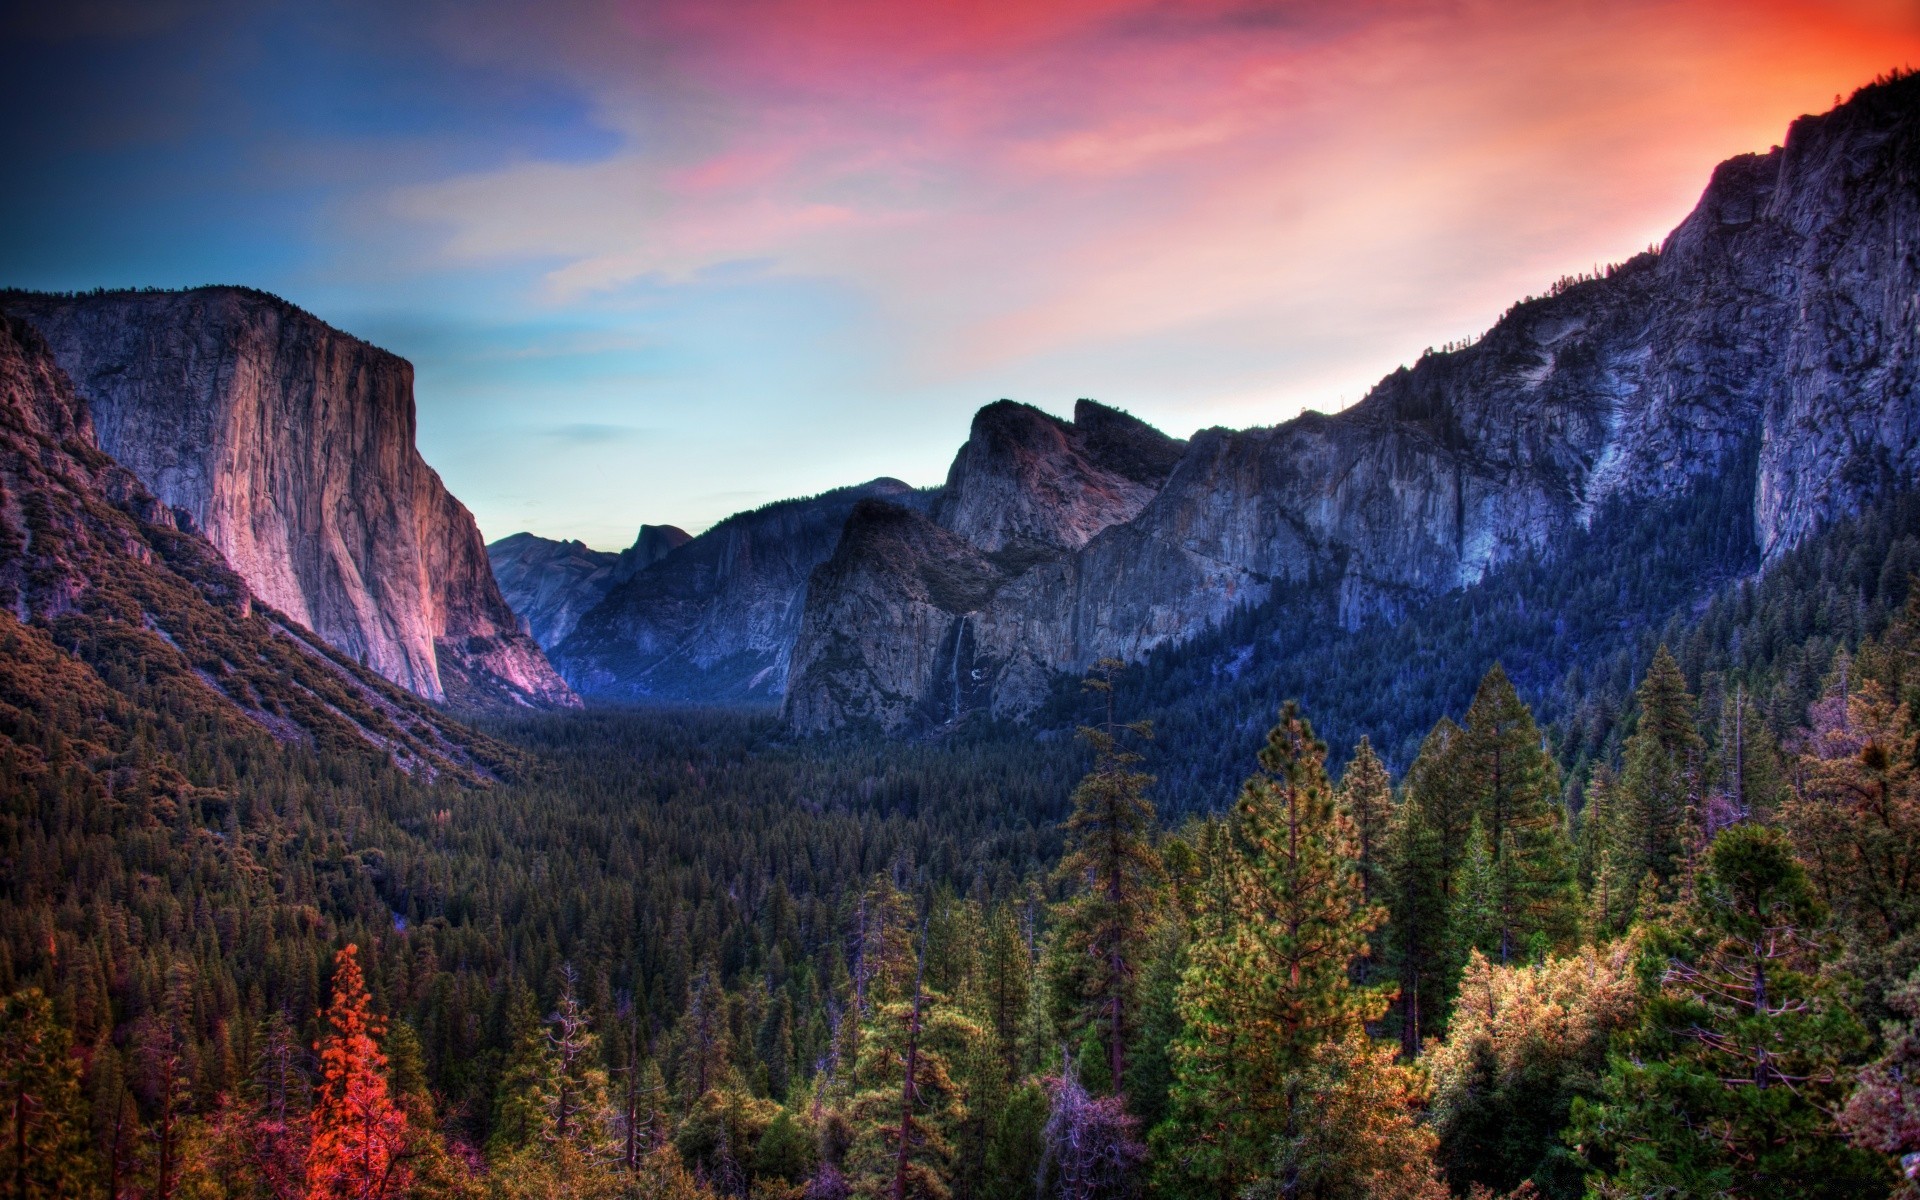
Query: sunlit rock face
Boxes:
[
  {"xmin": 2, "ymin": 287, "xmax": 578, "ymax": 711},
  {"xmin": 786, "ymin": 76, "xmax": 1920, "ymax": 733}
]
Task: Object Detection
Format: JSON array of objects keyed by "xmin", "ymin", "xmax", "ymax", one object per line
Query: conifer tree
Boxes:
[
  {"xmin": 979, "ymin": 904, "xmax": 1030, "ymax": 1076},
  {"xmin": 844, "ymin": 922, "xmax": 984, "ymax": 1200},
  {"xmin": 1610, "ymin": 645, "xmax": 1704, "ymax": 910},
  {"xmin": 0, "ymin": 988, "xmax": 92, "ymax": 1198},
  {"xmin": 1050, "ymin": 659, "xmax": 1161, "ymax": 1099},
  {"xmin": 1336, "ymin": 738, "xmax": 1393, "ymax": 906},
  {"xmin": 1570, "ymin": 825, "xmax": 1890, "ymax": 1198},
  {"xmin": 1445, "ymin": 819, "xmax": 1501, "ymax": 971},
  {"xmin": 1456, "ymin": 664, "xmax": 1576, "ymax": 961},
  {"xmin": 307, "ymin": 944, "xmax": 409, "ymax": 1200},
  {"xmin": 1241, "ymin": 1028, "xmax": 1446, "ymax": 1200},
  {"xmin": 1384, "ymin": 784, "xmax": 1448, "ymax": 1056},
  {"xmin": 1154, "ymin": 703, "xmax": 1389, "ymax": 1198}
]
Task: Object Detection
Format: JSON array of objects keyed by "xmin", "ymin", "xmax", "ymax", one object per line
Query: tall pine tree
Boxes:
[
  {"xmin": 1154, "ymin": 703, "xmax": 1389, "ymax": 1198},
  {"xmin": 1049, "ymin": 658, "xmax": 1162, "ymax": 1099}
]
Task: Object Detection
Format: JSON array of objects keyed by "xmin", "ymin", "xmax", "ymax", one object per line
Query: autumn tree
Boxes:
[
  {"xmin": 1841, "ymin": 964, "xmax": 1920, "ymax": 1195},
  {"xmin": 1241, "ymin": 1029, "xmax": 1446, "ymax": 1200},
  {"xmin": 1423, "ymin": 944, "xmax": 1638, "ymax": 1200},
  {"xmin": 307, "ymin": 945, "xmax": 409, "ymax": 1200}
]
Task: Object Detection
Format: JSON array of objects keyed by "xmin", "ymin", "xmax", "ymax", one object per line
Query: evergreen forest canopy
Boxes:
[{"xmin": 3, "ymin": 475, "xmax": 1920, "ymax": 1200}]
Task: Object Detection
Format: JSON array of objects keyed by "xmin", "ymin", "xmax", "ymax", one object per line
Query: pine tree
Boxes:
[
  {"xmin": 1153, "ymin": 703, "xmax": 1389, "ymax": 1198},
  {"xmin": 0, "ymin": 988, "xmax": 92, "ymax": 1198},
  {"xmin": 1609, "ymin": 646, "xmax": 1705, "ymax": 911},
  {"xmin": 1570, "ymin": 825, "xmax": 1890, "ymax": 1198},
  {"xmin": 1444, "ymin": 819, "xmax": 1500, "ymax": 972},
  {"xmin": 1049, "ymin": 659, "xmax": 1161, "ymax": 1099},
  {"xmin": 1335, "ymin": 738, "xmax": 1393, "ymax": 906},
  {"xmin": 307, "ymin": 944, "xmax": 409, "ymax": 1200},
  {"xmin": 1456, "ymin": 664, "xmax": 1576, "ymax": 962},
  {"xmin": 978, "ymin": 904, "xmax": 1030, "ymax": 1077},
  {"xmin": 844, "ymin": 923, "xmax": 984, "ymax": 1200},
  {"xmin": 1240, "ymin": 1028, "xmax": 1446, "ymax": 1200},
  {"xmin": 1384, "ymin": 783, "xmax": 1448, "ymax": 1056}
]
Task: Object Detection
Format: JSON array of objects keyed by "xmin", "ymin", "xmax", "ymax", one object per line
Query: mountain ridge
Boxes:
[{"xmin": 780, "ymin": 70, "xmax": 1920, "ymax": 732}]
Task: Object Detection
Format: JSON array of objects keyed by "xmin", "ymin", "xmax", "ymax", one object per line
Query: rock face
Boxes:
[
  {"xmin": 488, "ymin": 523, "xmax": 690, "ymax": 649},
  {"xmin": 786, "ymin": 73, "xmax": 1920, "ymax": 732},
  {"xmin": 0, "ymin": 313, "xmax": 512, "ymax": 778},
  {"xmin": 552, "ymin": 479, "xmax": 932, "ymax": 704},
  {"xmin": 0, "ymin": 288, "xmax": 578, "ymax": 711}
]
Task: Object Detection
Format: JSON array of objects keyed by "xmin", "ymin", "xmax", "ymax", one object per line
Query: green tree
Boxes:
[
  {"xmin": 1153, "ymin": 703, "xmax": 1389, "ymax": 1198},
  {"xmin": 844, "ymin": 930, "xmax": 984, "ymax": 1200},
  {"xmin": 0, "ymin": 989, "xmax": 92, "ymax": 1199},
  {"xmin": 1456, "ymin": 664, "xmax": 1576, "ymax": 962},
  {"xmin": 1049, "ymin": 659, "xmax": 1162, "ymax": 1099},
  {"xmin": 1609, "ymin": 645, "xmax": 1705, "ymax": 912},
  {"xmin": 1336, "ymin": 737, "xmax": 1393, "ymax": 906},
  {"xmin": 1570, "ymin": 824, "xmax": 1890, "ymax": 1198},
  {"xmin": 1384, "ymin": 779, "xmax": 1449, "ymax": 1056}
]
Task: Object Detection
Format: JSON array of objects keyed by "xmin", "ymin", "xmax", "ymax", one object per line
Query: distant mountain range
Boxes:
[
  {"xmin": 494, "ymin": 73, "xmax": 1920, "ymax": 735},
  {"xmin": 2, "ymin": 74, "xmax": 1914, "ymax": 749}
]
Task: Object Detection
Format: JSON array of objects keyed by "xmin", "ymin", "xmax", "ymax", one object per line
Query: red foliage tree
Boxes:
[{"xmin": 306, "ymin": 945, "xmax": 410, "ymax": 1200}]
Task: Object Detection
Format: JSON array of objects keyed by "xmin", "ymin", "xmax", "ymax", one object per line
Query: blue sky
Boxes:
[{"xmin": 4, "ymin": 0, "xmax": 1915, "ymax": 547}]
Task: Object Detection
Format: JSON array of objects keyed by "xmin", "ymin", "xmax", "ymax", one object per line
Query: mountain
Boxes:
[
  {"xmin": 0, "ymin": 287, "xmax": 578, "ymax": 711},
  {"xmin": 0, "ymin": 312, "xmax": 515, "ymax": 780},
  {"xmin": 488, "ymin": 523, "xmax": 690, "ymax": 649},
  {"xmin": 786, "ymin": 72, "xmax": 1920, "ymax": 734},
  {"xmin": 784, "ymin": 400, "xmax": 1188, "ymax": 730},
  {"xmin": 551, "ymin": 479, "xmax": 932, "ymax": 705}
]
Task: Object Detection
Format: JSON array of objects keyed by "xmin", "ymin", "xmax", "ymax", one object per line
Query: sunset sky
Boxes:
[{"xmin": 4, "ymin": 0, "xmax": 1918, "ymax": 545}]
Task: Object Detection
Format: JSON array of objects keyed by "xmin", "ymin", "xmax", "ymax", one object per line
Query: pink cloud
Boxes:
[{"xmin": 394, "ymin": 0, "xmax": 1920, "ymax": 416}]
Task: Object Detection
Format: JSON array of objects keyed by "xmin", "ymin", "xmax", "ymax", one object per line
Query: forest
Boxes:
[{"xmin": 3, "ymin": 492, "xmax": 1920, "ymax": 1199}]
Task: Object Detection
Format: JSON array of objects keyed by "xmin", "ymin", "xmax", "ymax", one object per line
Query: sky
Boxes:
[{"xmin": 2, "ymin": 0, "xmax": 1918, "ymax": 547}]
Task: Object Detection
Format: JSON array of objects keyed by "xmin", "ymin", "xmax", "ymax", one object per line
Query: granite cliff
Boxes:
[
  {"xmin": 785, "ymin": 73, "xmax": 1920, "ymax": 732},
  {"xmin": 0, "ymin": 288, "xmax": 578, "ymax": 711},
  {"xmin": 0, "ymin": 313, "xmax": 514, "ymax": 778}
]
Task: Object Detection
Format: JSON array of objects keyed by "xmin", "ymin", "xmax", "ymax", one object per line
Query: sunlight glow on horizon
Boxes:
[{"xmin": 3, "ymin": 0, "xmax": 1918, "ymax": 545}]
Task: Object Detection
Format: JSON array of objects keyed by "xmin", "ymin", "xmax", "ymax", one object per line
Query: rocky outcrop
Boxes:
[
  {"xmin": 783, "ymin": 500, "xmax": 1019, "ymax": 732},
  {"xmin": 488, "ymin": 523, "xmax": 690, "ymax": 649},
  {"xmin": 0, "ymin": 314, "xmax": 513, "ymax": 779},
  {"xmin": 553, "ymin": 479, "xmax": 932, "ymax": 704},
  {"xmin": 934, "ymin": 399, "xmax": 1186, "ymax": 556},
  {"xmin": 0, "ymin": 287, "xmax": 578, "ymax": 711},
  {"xmin": 787, "ymin": 73, "xmax": 1920, "ymax": 733},
  {"xmin": 785, "ymin": 401, "xmax": 1189, "ymax": 729}
]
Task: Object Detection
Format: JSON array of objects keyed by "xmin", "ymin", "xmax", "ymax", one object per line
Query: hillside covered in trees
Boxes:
[{"xmin": 4, "ymin": 453, "xmax": 1920, "ymax": 1198}]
